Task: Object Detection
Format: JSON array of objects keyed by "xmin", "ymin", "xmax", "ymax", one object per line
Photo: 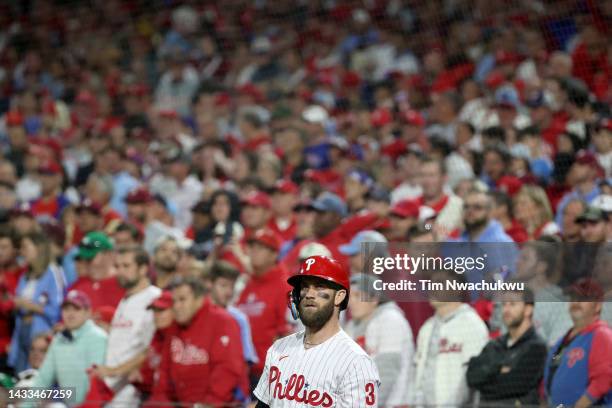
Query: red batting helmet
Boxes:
[{"xmin": 288, "ymin": 256, "xmax": 350, "ymax": 310}]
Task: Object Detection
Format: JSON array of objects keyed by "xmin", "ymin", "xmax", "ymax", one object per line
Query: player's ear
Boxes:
[{"xmin": 334, "ymin": 289, "xmax": 347, "ymax": 307}]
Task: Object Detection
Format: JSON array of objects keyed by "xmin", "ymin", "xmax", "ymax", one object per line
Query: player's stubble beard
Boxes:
[{"xmin": 299, "ymin": 293, "xmax": 335, "ymax": 331}]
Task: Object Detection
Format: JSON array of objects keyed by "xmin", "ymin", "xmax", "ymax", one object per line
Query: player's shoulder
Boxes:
[
  {"xmin": 271, "ymin": 330, "xmax": 305, "ymax": 350},
  {"xmin": 336, "ymin": 330, "xmax": 371, "ymax": 358}
]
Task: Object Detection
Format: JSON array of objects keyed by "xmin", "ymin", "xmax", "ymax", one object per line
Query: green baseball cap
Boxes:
[
  {"xmin": 76, "ymin": 231, "xmax": 114, "ymax": 261},
  {"xmin": 576, "ymin": 206, "xmax": 607, "ymax": 223}
]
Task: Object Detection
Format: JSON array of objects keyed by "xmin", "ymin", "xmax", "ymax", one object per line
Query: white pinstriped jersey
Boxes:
[{"xmin": 254, "ymin": 329, "xmax": 380, "ymax": 407}]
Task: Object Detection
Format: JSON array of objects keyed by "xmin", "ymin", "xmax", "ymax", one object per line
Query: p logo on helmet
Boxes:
[{"xmin": 304, "ymin": 258, "xmax": 316, "ymax": 271}]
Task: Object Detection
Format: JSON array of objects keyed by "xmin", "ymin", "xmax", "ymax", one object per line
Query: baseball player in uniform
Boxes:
[{"xmin": 253, "ymin": 255, "xmax": 380, "ymax": 407}]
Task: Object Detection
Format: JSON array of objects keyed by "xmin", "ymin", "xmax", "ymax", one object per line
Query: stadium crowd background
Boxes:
[{"xmin": 0, "ymin": 0, "xmax": 610, "ymax": 406}]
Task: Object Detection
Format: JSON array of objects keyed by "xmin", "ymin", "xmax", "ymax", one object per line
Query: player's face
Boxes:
[
  {"xmin": 62, "ymin": 304, "xmax": 90, "ymax": 331},
  {"xmin": 298, "ymin": 277, "xmax": 342, "ymax": 330},
  {"xmin": 172, "ymin": 284, "xmax": 204, "ymax": 325},
  {"xmin": 210, "ymin": 277, "xmax": 235, "ymax": 307}
]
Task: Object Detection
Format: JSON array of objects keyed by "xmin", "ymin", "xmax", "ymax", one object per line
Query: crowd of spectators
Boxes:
[{"xmin": 0, "ymin": 0, "xmax": 611, "ymax": 406}]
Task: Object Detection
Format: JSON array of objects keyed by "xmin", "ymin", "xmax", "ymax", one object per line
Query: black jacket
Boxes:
[{"xmin": 467, "ymin": 326, "xmax": 548, "ymax": 405}]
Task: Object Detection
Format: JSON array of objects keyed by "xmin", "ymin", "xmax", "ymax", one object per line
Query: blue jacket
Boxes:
[
  {"xmin": 8, "ymin": 264, "xmax": 65, "ymax": 370},
  {"xmin": 544, "ymin": 320, "xmax": 612, "ymax": 406}
]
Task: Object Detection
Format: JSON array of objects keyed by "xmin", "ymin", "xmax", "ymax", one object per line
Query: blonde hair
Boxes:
[{"xmin": 515, "ymin": 185, "xmax": 553, "ymax": 224}]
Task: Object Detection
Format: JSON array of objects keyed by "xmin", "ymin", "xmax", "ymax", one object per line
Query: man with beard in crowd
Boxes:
[
  {"xmin": 152, "ymin": 236, "xmax": 182, "ymax": 289},
  {"xmin": 91, "ymin": 246, "xmax": 161, "ymax": 406},
  {"xmin": 467, "ymin": 288, "xmax": 547, "ymax": 406},
  {"xmin": 253, "ymin": 256, "xmax": 380, "ymax": 407}
]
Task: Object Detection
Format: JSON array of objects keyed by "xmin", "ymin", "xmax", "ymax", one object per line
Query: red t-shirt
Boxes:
[{"xmin": 69, "ymin": 276, "xmax": 125, "ymax": 312}]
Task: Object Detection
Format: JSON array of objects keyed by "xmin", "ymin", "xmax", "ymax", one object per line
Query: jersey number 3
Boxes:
[{"xmin": 365, "ymin": 382, "xmax": 375, "ymax": 406}]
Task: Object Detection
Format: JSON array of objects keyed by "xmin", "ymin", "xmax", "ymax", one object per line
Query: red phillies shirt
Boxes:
[
  {"xmin": 69, "ymin": 276, "xmax": 125, "ymax": 312},
  {"xmin": 236, "ymin": 264, "xmax": 292, "ymax": 375},
  {"xmin": 267, "ymin": 216, "xmax": 297, "ymax": 243},
  {"xmin": 150, "ymin": 298, "xmax": 247, "ymax": 405}
]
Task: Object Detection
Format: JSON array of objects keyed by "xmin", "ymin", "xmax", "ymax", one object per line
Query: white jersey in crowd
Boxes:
[
  {"xmin": 409, "ymin": 304, "xmax": 488, "ymax": 408},
  {"xmin": 345, "ymin": 302, "xmax": 414, "ymax": 407},
  {"xmin": 105, "ymin": 285, "xmax": 161, "ymax": 406},
  {"xmin": 254, "ymin": 329, "xmax": 381, "ymax": 407}
]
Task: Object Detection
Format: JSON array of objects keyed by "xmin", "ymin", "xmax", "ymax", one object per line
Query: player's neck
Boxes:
[{"xmin": 304, "ymin": 318, "xmax": 341, "ymax": 347}]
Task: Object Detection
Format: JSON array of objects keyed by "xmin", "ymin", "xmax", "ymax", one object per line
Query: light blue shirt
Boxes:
[
  {"xmin": 110, "ymin": 171, "xmax": 139, "ymax": 217},
  {"xmin": 228, "ymin": 306, "xmax": 259, "ymax": 365}
]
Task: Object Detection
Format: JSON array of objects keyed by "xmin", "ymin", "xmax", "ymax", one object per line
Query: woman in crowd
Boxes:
[
  {"xmin": 513, "ymin": 185, "xmax": 560, "ymax": 240},
  {"xmin": 8, "ymin": 233, "xmax": 64, "ymax": 373}
]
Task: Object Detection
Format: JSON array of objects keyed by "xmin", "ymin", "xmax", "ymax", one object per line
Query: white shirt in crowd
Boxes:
[
  {"xmin": 409, "ymin": 304, "xmax": 488, "ymax": 408},
  {"xmin": 345, "ymin": 302, "xmax": 414, "ymax": 407},
  {"xmin": 105, "ymin": 285, "xmax": 161, "ymax": 406}
]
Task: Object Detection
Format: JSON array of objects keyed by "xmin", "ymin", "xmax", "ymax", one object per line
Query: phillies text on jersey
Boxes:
[{"xmin": 254, "ymin": 329, "xmax": 380, "ymax": 407}]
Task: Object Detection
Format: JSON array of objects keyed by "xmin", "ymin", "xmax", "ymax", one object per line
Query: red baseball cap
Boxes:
[
  {"xmin": 574, "ymin": 150, "xmax": 599, "ymax": 167},
  {"xmin": 125, "ymin": 187, "xmax": 153, "ymax": 204},
  {"xmin": 148, "ymin": 291, "xmax": 173, "ymax": 310},
  {"xmin": 247, "ymin": 228, "xmax": 282, "ymax": 252},
  {"xmin": 272, "ymin": 179, "xmax": 299, "ymax": 194},
  {"xmin": 38, "ymin": 161, "xmax": 62, "ymax": 175},
  {"xmin": 598, "ymin": 118, "xmax": 612, "ymax": 132},
  {"xmin": 566, "ymin": 278, "xmax": 604, "ymax": 302},
  {"xmin": 76, "ymin": 198, "xmax": 102, "ymax": 215},
  {"xmin": 370, "ymin": 108, "xmax": 393, "ymax": 128},
  {"xmin": 241, "ymin": 191, "xmax": 271, "ymax": 209},
  {"xmin": 402, "ymin": 110, "xmax": 425, "ymax": 127},
  {"xmin": 390, "ymin": 199, "xmax": 419, "ymax": 218},
  {"xmin": 497, "ymin": 175, "xmax": 523, "ymax": 197},
  {"xmin": 11, "ymin": 203, "xmax": 34, "ymax": 218},
  {"xmin": 6, "ymin": 111, "xmax": 24, "ymax": 126},
  {"xmin": 62, "ymin": 290, "xmax": 92, "ymax": 309}
]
